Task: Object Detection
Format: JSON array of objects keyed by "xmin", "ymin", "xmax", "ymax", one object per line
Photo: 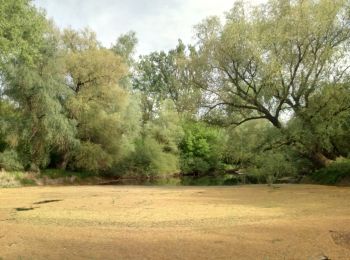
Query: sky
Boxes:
[{"xmin": 33, "ymin": 0, "xmax": 265, "ymax": 55}]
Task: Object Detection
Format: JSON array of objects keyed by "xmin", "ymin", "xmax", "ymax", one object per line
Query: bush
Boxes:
[
  {"xmin": 72, "ymin": 142, "xmax": 112, "ymax": 173},
  {"xmin": 180, "ymin": 122, "xmax": 226, "ymax": 175},
  {"xmin": 180, "ymin": 157, "xmax": 210, "ymax": 175},
  {"xmin": 311, "ymin": 158, "xmax": 350, "ymax": 185},
  {"xmin": 113, "ymin": 100, "xmax": 183, "ymax": 178},
  {"xmin": 0, "ymin": 150, "xmax": 24, "ymax": 171},
  {"xmin": 249, "ymin": 151, "xmax": 297, "ymax": 185},
  {"xmin": 114, "ymin": 137, "xmax": 180, "ymax": 177}
]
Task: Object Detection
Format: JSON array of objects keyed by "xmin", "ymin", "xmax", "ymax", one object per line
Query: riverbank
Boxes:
[
  {"xmin": 1, "ymin": 165, "xmax": 350, "ymax": 188},
  {"xmin": 1, "ymin": 185, "xmax": 350, "ymax": 259}
]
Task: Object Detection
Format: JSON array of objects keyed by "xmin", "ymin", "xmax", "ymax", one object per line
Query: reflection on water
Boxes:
[{"xmin": 110, "ymin": 174, "xmax": 252, "ymax": 186}]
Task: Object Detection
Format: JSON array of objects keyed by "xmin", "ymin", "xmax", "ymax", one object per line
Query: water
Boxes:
[{"xmin": 107, "ymin": 174, "xmax": 252, "ymax": 186}]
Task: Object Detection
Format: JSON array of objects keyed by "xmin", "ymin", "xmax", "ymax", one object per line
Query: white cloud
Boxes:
[{"xmin": 34, "ymin": 0, "xmax": 266, "ymax": 55}]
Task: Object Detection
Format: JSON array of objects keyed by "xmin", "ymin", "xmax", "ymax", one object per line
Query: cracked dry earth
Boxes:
[{"xmin": 0, "ymin": 185, "xmax": 350, "ymax": 259}]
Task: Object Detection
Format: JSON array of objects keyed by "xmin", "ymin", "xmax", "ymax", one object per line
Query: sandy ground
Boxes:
[{"xmin": 0, "ymin": 185, "xmax": 350, "ymax": 260}]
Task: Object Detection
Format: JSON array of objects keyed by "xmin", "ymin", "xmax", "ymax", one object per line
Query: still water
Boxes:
[{"xmin": 106, "ymin": 174, "xmax": 256, "ymax": 186}]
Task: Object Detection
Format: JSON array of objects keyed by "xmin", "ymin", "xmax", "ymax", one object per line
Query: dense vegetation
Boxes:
[{"xmin": 1, "ymin": 0, "xmax": 350, "ymax": 184}]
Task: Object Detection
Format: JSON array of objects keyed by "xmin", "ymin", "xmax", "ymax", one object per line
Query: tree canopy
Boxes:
[{"xmin": 1, "ymin": 0, "xmax": 350, "ymax": 185}]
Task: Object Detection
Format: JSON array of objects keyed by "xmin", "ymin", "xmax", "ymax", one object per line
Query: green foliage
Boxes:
[
  {"xmin": 1, "ymin": 0, "xmax": 350, "ymax": 182},
  {"xmin": 1, "ymin": 3, "xmax": 78, "ymax": 171},
  {"xmin": 140, "ymin": 137, "xmax": 179, "ymax": 176},
  {"xmin": 193, "ymin": 0, "xmax": 350, "ymax": 170},
  {"xmin": 6, "ymin": 61, "xmax": 78, "ymax": 170},
  {"xmin": 115, "ymin": 137, "xmax": 180, "ymax": 178},
  {"xmin": 286, "ymin": 84, "xmax": 350, "ymax": 166},
  {"xmin": 146, "ymin": 100, "xmax": 184, "ymax": 153},
  {"xmin": 133, "ymin": 41, "xmax": 201, "ymax": 122},
  {"xmin": 111, "ymin": 31, "xmax": 138, "ymax": 65},
  {"xmin": 62, "ymin": 28, "xmax": 138, "ymax": 173},
  {"xmin": 180, "ymin": 122, "xmax": 226, "ymax": 175},
  {"xmin": 114, "ymin": 100, "xmax": 182, "ymax": 177},
  {"xmin": 249, "ymin": 151, "xmax": 298, "ymax": 185},
  {"xmin": 0, "ymin": 101, "xmax": 20, "ymax": 152},
  {"xmin": 72, "ymin": 142, "xmax": 112, "ymax": 173},
  {"xmin": 311, "ymin": 158, "xmax": 350, "ymax": 185},
  {"xmin": 223, "ymin": 121, "xmax": 313, "ymax": 184},
  {"xmin": 194, "ymin": 0, "xmax": 350, "ymax": 129},
  {"xmin": 0, "ymin": 0, "xmax": 48, "ymax": 67},
  {"xmin": 0, "ymin": 150, "xmax": 23, "ymax": 171},
  {"xmin": 223, "ymin": 120, "xmax": 270, "ymax": 167}
]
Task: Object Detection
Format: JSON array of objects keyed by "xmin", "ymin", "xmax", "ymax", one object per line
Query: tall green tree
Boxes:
[
  {"xmin": 133, "ymin": 41, "xmax": 201, "ymax": 122},
  {"xmin": 0, "ymin": 0, "xmax": 47, "ymax": 68},
  {"xmin": 115, "ymin": 99, "xmax": 183, "ymax": 177},
  {"xmin": 0, "ymin": 0, "xmax": 77, "ymax": 171},
  {"xmin": 193, "ymin": 0, "xmax": 350, "ymax": 166},
  {"xmin": 111, "ymin": 31, "xmax": 138, "ymax": 66},
  {"xmin": 62, "ymin": 29, "xmax": 137, "ymax": 173}
]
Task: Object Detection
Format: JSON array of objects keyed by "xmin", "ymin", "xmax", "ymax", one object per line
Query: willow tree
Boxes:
[
  {"xmin": 194, "ymin": 0, "xmax": 350, "ymax": 166},
  {"xmin": 62, "ymin": 29, "xmax": 137, "ymax": 172},
  {"xmin": 111, "ymin": 31, "xmax": 138, "ymax": 66},
  {"xmin": 0, "ymin": 0, "xmax": 77, "ymax": 170},
  {"xmin": 133, "ymin": 41, "xmax": 202, "ymax": 122}
]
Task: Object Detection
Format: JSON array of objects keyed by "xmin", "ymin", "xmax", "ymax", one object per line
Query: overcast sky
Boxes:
[{"xmin": 33, "ymin": 0, "xmax": 265, "ymax": 55}]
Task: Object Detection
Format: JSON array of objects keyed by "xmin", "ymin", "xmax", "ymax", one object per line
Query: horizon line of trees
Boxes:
[{"xmin": 1, "ymin": 0, "xmax": 350, "ymax": 183}]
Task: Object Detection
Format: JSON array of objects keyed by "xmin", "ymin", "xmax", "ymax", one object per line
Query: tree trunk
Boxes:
[{"xmin": 311, "ymin": 151, "xmax": 333, "ymax": 168}]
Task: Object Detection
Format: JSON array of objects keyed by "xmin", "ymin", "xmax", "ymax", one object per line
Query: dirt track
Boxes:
[{"xmin": 0, "ymin": 185, "xmax": 350, "ymax": 259}]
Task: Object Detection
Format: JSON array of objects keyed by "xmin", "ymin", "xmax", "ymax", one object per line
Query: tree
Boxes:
[
  {"xmin": 62, "ymin": 28, "xmax": 136, "ymax": 173},
  {"xmin": 111, "ymin": 31, "xmax": 139, "ymax": 93},
  {"xmin": 0, "ymin": 0, "xmax": 48, "ymax": 68},
  {"xmin": 286, "ymin": 83, "xmax": 350, "ymax": 167},
  {"xmin": 115, "ymin": 100, "xmax": 183, "ymax": 177},
  {"xmin": 133, "ymin": 41, "xmax": 201, "ymax": 122},
  {"xmin": 194, "ymin": 0, "xmax": 350, "ymax": 128},
  {"xmin": 111, "ymin": 31, "xmax": 138, "ymax": 66},
  {"xmin": 0, "ymin": 0, "xmax": 77, "ymax": 171},
  {"xmin": 193, "ymin": 0, "xmax": 350, "ymax": 166},
  {"xmin": 180, "ymin": 121, "xmax": 227, "ymax": 175}
]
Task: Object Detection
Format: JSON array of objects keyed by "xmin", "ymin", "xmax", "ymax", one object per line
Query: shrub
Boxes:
[
  {"xmin": 180, "ymin": 122, "xmax": 226, "ymax": 175},
  {"xmin": 250, "ymin": 151, "xmax": 297, "ymax": 185},
  {"xmin": 113, "ymin": 137, "xmax": 180, "ymax": 177},
  {"xmin": 0, "ymin": 150, "xmax": 24, "ymax": 171},
  {"xmin": 311, "ymin": 158, "xmax": 350, "ymax": 185}
]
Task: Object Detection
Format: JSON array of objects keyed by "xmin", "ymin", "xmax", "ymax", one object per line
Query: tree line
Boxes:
[{"xmin": 1, "ymin": 0, "xmax": 350, "ymax": 183}]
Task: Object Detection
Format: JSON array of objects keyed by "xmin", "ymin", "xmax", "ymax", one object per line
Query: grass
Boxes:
[
  {"xmin": 0, "ymin": 171, "xmax": 27, "ymax": 188},
  {"xmin": 0, "ymin": 169, "xmax": 98, "ymax": 188}
]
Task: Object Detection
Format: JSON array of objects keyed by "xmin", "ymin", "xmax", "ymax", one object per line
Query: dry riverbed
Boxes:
[{"xmin": 0, "ymin": 185, "xmax": 350, "ymax": 259}]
